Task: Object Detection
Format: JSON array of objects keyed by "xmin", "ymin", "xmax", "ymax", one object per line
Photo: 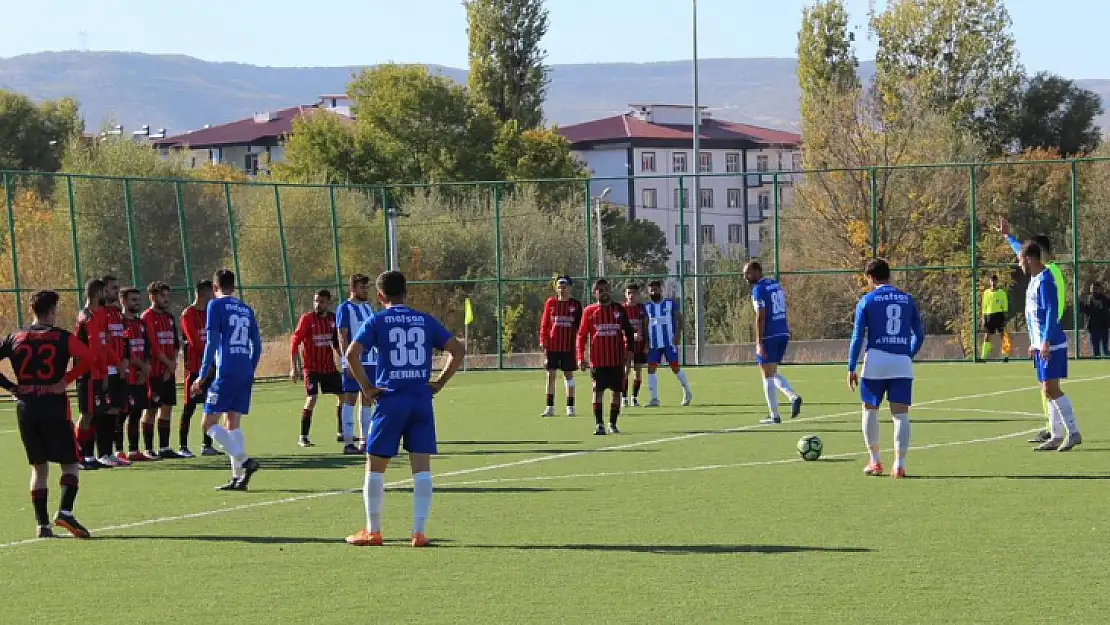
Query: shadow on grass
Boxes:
[
  {"xmin": 690, "ymin": 402, "xmax": 857, "ymax": 409},
  {"xmin": 138, "ymin": 455, "xmax": 372, "ymax": 472},
  {"xmin": 673, "ymin": 427, "xmax": 859, "ymax": 435},
  {"xmin": 439, "ymin": 448, "xmax": 658, "ymax": 457},
  {"xmin": 441, "ymin": 440, "xmax": 583, "ymax": 446},
  {"xmin": 98, "ymin": 535, "xmax": 457, "ymax": 546},
  {"xmin": 911, "ymin": 417, "xmax": 1039, "ymax": 424},
  {"xmin": 908, "ymin": 474, "xmax": 1110, "ymax": 481},
  {"xmin": 454, "ymin": 543, "xmax": 871, "ymax": 555}
]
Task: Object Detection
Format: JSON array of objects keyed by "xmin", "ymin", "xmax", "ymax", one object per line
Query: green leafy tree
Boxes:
[
  {"xmin": 599, "ymin": 206, "xmax": 670, "ymax": 275},
  {"xmin": 0, "ymin": 91, "xmax": 82, "ymax": 172},
  {"xmin": 993, "ymin": 72, "xmax": 1104, "ymax": 157},
  {"xmin": 272, "ymin": 111, "xmax": 380, "ymax": 184},
  {"xmin": 466, "ymin": 0, "xmax": 550, "ymax": 130}
]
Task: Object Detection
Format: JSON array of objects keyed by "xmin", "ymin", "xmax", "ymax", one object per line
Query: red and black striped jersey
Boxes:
[
  {"xmin": 141, "ymin": 307, "xmax": 179, "ymax": 379},
  {"xmin": 75, "ymin": 306, "xmax": 110, "ymax": 380},
  {"xmin": 103, "ymin": 305, "xmax": 126, "ymax": 370},
  {"xmin": 622, "ymin": 301, "xmax": 648, "ymax": 353},
  {"xmin": 291, "ymin": 311, "xmax": 339, "ymax": 373},
  {"xmin": 0, "ymin": 325, "xmax": 93, "ymax": 398},
  {"xmin": 539, "ymin": 297, "xmax": 583, "ymax": 353},
  {"xmin": 576, "ymin": 302, "xmax": 636, "ymax": 368},
  {"xmin": 180, "ymin": 305, "xmax": 207, "ymax": 375},
  {"xmin": 123, "ymin": 316, "xmax": 150, "ymax": 385}
]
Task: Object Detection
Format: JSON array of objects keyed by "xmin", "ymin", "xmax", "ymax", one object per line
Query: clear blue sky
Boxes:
[{"xmin": 1, "ymin": 0, "xmax": 1106, "ymax": 78}]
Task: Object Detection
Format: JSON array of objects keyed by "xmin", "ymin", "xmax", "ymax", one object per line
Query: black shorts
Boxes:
[
  {"xmin": 591, "ymin": 367, "xmax": 625, "ymax": 394},
  {"xmin": 148, "ymin": 376, "xmax": 177, "ymax": 408},
  {"xmin": 18, "ymin": 399, "xmax": 81, "ymax": 465},
  {"xmin": 76, "ymin": 377, "xmax": 109, "ymax": 416},
  {"xmin": 127, "ymin": 383, "xmax": 149, "ymax": 411},
  {"xmin": 544, "ymin": 351, "xmax": 576, "ymax": 373},
  {"xmin": 106, "ymin": 374, "xmax": 126, "ymax": 412},
  {"xmin": 305, "ymin": 371, "xmax": 343, "ymax": 396},
  {"xmin": 632, "ymin": 347, "xmax": 647, "ymax": 365},
  {"xmin": 983, "ymin": 312, "xmax": 1007, "ymax": 334},
  {"xmin": 183, "ymin": 371, "xmax": 209, "ymax": 406}
]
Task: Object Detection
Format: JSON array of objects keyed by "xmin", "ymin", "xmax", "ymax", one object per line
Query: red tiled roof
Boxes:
[
  {"xmin": 152, "ymin": 105, "xmax": 352, "ymax": 148},
  {"xmin": 558, "ymin": 114, "xmax": 800, "ymax": 147}
]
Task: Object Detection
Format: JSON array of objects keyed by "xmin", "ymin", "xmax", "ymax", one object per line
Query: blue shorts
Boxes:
[
  {"xmin": 647, "ymin": 345, "xmax": 679, "ymax": 366},
  {"xmin": 1033, "ymin": 350, "xmax": 1067, "ymax": 382},
  {"xmin": 204, "ymin": 376, "xmax": 253, "ymax": 415},
  {"xmin": 366, "ymin": 391, "xmax": 437, "ymax": 458},
  {"xmin": 860, "ymin": 377, "xmax": 913, "ymax": 407},
  {"xmin": 342, "ymin": 363, "xmax": 377, "ymax": 393},
  {"xmin": 756, "ymin": 336, "xmax": 790, "ymax": 365}
]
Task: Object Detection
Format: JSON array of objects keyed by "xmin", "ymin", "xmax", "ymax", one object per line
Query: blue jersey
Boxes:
[
  {"xmin": 199, "ymin": 295, "xmax": 262, "ymax": 380},
  {"xmin": 1026, "ymin": 268, "xmax": 1067, "ymax": 351},
  {"xmin": 336, "ymin": 299, "xmax": 377, "ymax": 367},
  {"xmin": 352, "ymin": 304, "xmax": 453, "ymax": 394},
  {"xmin": 644, "ymin": 298, "xmax": 679, "ymax": 350},
  {"xmin": 848, "ymin": 284, "xmax": 924, "ymax": 374},
  {"xmin": 750, "ymin": 278, "xmax": 790, "ymax": 339}
]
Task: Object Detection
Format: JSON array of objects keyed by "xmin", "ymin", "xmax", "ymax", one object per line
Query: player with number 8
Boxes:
[{"xmin": 744, "ymin": 261, "xmax": 803, "ymax": 424}]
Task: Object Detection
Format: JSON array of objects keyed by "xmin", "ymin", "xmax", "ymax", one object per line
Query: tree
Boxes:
[
  {"xmin": 995, "ymin": 72, "xmax": 1103, "ymax": 157},
  {"xmin": 272, "ymin": 111, "xmax": 377, "ymax": 184},
  {"xmin": 466, "ymin": 0, "xmax": 550, "ymax": 130},
  {"xmin": 599, "ymin": 206, "xmax": 671, "ymax": 275},
  {"xmin": 0, "ymin": 91, "xmax": 82, "ymax": 173}
]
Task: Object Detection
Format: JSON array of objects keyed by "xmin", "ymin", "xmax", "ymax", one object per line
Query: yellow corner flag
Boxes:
[{"xmin": 464, "ymin": 298, "xmax": 474, "ymax": 326}]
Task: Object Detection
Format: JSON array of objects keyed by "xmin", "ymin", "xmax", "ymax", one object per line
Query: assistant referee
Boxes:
[{"xmin": 980, "ymin": 275, "xmax": 1010, "ymax": 362}]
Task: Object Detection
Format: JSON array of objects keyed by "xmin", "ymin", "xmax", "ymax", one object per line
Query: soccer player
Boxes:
[
  {"xmin": 847, "ymin": 259, "xmax": 924, "ymax": 479},
  {"xmin": 344, "ymin": 271, "xmax": 464, "ymax": 548},
  {"xmin": 74, "ymin": 278, "xmax": 111, "ymax": 470},
  {"xmin": 181, "ymin": 279, "xmax": 217, "ymax": 457},
  {"xmin": 0, "ymin": 290, "xmax": 96, "ymax": 538},
  {"xmin": 119, "ymin": 288, "xmax": 152, "ymax": 462},
  {"xmin": 744, "ymin": 262, "xmax": 803, "ymax": 424},
  {"xmin": 642, "ymin": 280, "xmax": 692, "ymax": 407},
  {"xmin": 141, "ymin": 281, "xmax": 182, "ymax": 460},
  {"xmin": 621, "ymin": 283, "xmax": 647, "ymax": 407},
  {"xmin": 1021, "ymin": 241, "xmax": 1082, "ymax": 451},
  {"xmin": 980, "ymin": 274, "xmax": 1011, "ymax": 362},
  {"xmin": 996, "ymin": 217, "xmax": 1065, "ymax": 444},
  {"xmin": 539, "ymin": 276, "xmax": 583, "ymax": 417},
  {"xmin": 290, "ymin": 289, "xmax": 343, "ymax": 447},
  {"xmin": 336, "ymin": 274, "xmax": 377, "ymax": 454},
  {"xmin": 577, "ymin": 278, "xmax": 636, "ymax": 435},
  {"xmin": 192, "ymin": 269, "xmax": 263, "ymax": 491},
  {"xmin": 101, "ymin": 275, "xmax": 130, "ymax": 467}
]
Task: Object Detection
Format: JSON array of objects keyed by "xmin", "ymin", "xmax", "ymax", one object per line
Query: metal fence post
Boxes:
[
  {"xmin": 3, "ymin": 173, "xmax": 23, "ymax": 326},
  {"xmin": 969, "ymin": 165, "xmax": 979, "ymax": 362},
  {"xmin": 65, "ymin": 175, "xmax": 82, "ymax": 290},
  {"xmin": 379, "ymin": 187, "xmax": 390, "ymax": 271},
  {"xmin": 1070, "ymin": 159, "xmax": 1082, "ymax": 359},
  {"xmin": 222, "ymin": 183, "xmax": 244, "ymax": 301},
  {"xmin": 584, "ymin": 179, "xmax": 593, "ymax": 289},
  {"xmin": 772, "ymin": 173, "xmax": 781, "ymax": 281},
  {"xmin": 272, "ymin": 184, "xmax": 297, "ymax": 331},
  {"xmin": 494, "ymin": 184, "xmax": 504, "ymax": 370},
  {"xmin": 678, "ymin": 175, "xmax": 687, "ymax": 366},
  {"xmin": 174, "ymin": 181, "xmax": 193, "ymax": 292},
  {"xmin": 868, "ymin": 168, "xmax": 878, "ymax": 257},
  {"xmin": 327, "ymin": 185, "xmax": 342, "ymax": 293},
  {"xmin": 122, "ymin": 179, "xmax": 140, "ymax": 286}
]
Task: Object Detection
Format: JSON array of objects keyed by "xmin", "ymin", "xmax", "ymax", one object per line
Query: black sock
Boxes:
[
  {"xmin": 632, "ymin": 380, "xmax": 641, "ymax": 398},
  {"xmin": 59, "ymin": 474, "xmax": 78, "ymax": 513},
  {"xmin": 180, "ymin": 404, "xmax": 196, "ymax": 448},
  {"xmin": 114, "ymin": 413, "xmax": 126, "ymax": 453},
  {"xmin": 80, "ymin": 425, "xmax": 95, "ymax": 459},
  {"xmin": 545, "ymin": 393, "xmax": 554, "ymax": 407},
  {"xmin": 621, "ymin": 380, "xmax": 628, "ymax": 397},
  {"xmin": 592, "ymin": 402, "xmax": 603, "ymax": 426},
  {"xmin": 127, "ymin": 408, "xmax": 142, "ymax": 452},
  {"xmin": 336, "ymin": 403, "xmax": 343, "ymax": 434},
  {"xmin": 157, "ymin": 420, "xmax": 171, "ymax": 450},
  {"xmin": 96, "ymin": 413, "xmax": 115, "ymax": 457},
  {"xmin": 31, "ymin": 489, "xmax": 49, "ymax": 526},
  {"xmin": 567, "ymin": 396, "xmax": 575, "ymax": 408},
  {"xmin": 610, "ymin": 405, "xmax": 621, "ymax": 426},
  {"xmin": 301, "ymin": 408, "xmax": 313, "ymax": 437},
  {"xmin": 142, "ymin": 423, "xmax": 154, "ymax": 452}
]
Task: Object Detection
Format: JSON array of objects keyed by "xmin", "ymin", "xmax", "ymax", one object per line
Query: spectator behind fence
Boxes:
[{"xmin": 1079, "ymin": 282, "xmax": 1110, "ymax": 357}]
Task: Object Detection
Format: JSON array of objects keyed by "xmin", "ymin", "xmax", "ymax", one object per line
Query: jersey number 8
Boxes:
[
  {"xmin": 885, "ymin": 304, "xmax": 902, "ymax": 335},
  {"xmin": 388, "ymin": 327, "xmax": 427, "ymax": 367}
]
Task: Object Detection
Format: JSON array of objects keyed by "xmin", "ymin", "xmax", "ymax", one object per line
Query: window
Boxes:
[
  {"xmin": 674, "ymin": 224, "xmax": 690, "ymax": 245},
  {"xmin": 756, "ymin": 154, "xmax": 769, "ymax": 172},
  {"xmin": 673, "ymin": 188, "xmax": 688, "ymax": 209},
  {"xmin": 700, "ymin": 225, "xmax": 715, "ymax": 244},
  {"xmin": 699, "ymin": 151, "xmax": 713, "ymax": 173},
  {"xmin": 791, "ymin": 152, "xmax": 802, "ymax": 171},
  {"xmin": 725, "ymin": 152, "xmax": 741, "ymax": 173},
  {"xmin": 728, "ymin": 224, "xmax": 743, "ymax": 244},
  {"xmin": 244, "ymin": 153, "xmax": 259, "ymax": 176},
  {"xmin": 727, "ymin": 188, "xmax": 742, "ymax": 208},
  {"xmin": 641, "ymin": 188, "xmax": 658, "ymax": 209},
  {"xmin": 682, "ymin": 260, "xmax": 694, "ymax": 276},
  {"xmin": 758, "ymin": 192, "xmax": 771, "ymax": 212},
  {"xmin": 673, "ymin": 152, "xmax": 688, "ymax": 173},
  {"xmin": 641, "ymin": 151, "xmax": 657, "ymax": 172},
  {"xmin": 699, "ymin": 188, "xmax": 713, "ymax": 209}
]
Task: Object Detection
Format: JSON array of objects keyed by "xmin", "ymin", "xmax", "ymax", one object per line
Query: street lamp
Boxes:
[{"xmin": 595, "ymin": 187, "xmax": 612, "ymax": 278}]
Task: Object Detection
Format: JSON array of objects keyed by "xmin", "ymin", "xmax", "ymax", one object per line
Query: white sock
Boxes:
[
  {"xmin": 364, "ymin": 472, "xmax": 384, "ymax": 533},
  {"xmin": 762, "ymin": 377, "xmax": 779, "ymax": 419},
  {"xmin": 647, "ymin": 373, "xmax": 659, "ymax": 400},
  {"xmin": 359, "ymin": 406, "xmax": 373, "ymax": 441},
  {"xmin": 228, "ymin": 428, "xmax": 248, "ymax": 477},
  {"xmin": 206, "ymin": 424, "xmax": 233, "ymax": 452},
  {"xmin": 862, "ymin": 408, "xmax": 880, "ymax": 465},
  {"xmin": 1047, "ymin": 399, "xmax": 1065, "ymax": 439},
  {"xmin": 774, "ymin": 374, "xmax": 798, "ymax": 400},
  {"xmin": 1050, "ymin": 396, "xmax": 1079, "ymax": 435},
  {"xmin": 412, "ymin": 471, "xmax": 433, "ymax": 535},
  {"xmin": 675, "ymin": 370, "xmax": 690, "ymax": 390},
  {"xmin": 892, "ymin": 413, "xmax": 910, "ymax": 470},
  {"xmin": 341, "ymin": 404, "xmax": 355, "ymax": 443}
]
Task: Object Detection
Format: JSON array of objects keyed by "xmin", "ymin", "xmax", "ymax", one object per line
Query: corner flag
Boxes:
[{"xmin": 464, "ymin": 298, "xmax": 474, "ymax": 326}]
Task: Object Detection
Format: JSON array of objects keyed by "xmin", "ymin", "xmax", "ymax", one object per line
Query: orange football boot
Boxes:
[
  {"xmin": 345, "ymin": 529, "xmax": 383, "ymax": 546},
  {"xmin": 411, "ymin": 532, "xmax": 430, "ymax": 548}
]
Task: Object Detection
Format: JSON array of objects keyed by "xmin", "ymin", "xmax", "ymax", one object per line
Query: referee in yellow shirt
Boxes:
[{"xmin": 980, "ymin": 275, "xmax": 1010, "ymax": 361}]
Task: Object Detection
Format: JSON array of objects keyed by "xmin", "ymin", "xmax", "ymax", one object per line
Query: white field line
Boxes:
[{"xmin": 0, "ymin": 374, "xmax": 1104, "ymax": 549}]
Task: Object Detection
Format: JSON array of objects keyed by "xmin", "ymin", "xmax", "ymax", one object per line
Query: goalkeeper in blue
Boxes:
[
  {"xmin": 1020, "ymin": 241, "xmax": 1082, "ymax": 451},
  {"xmin": 847, "ymin": 259, "xmax": 924, "ymax": 479},
  {"xmin": 344, "ymin": 271, "xmax": 465, "ymax": 548},
  {"xmin": 743, "ymin": 262, "xmax": 802, "ymax": 424}
]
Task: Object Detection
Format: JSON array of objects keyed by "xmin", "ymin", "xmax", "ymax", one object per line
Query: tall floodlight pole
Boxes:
[{"xmin": 691, "ymin": 0, "xmax": 705, "ymax": 365}]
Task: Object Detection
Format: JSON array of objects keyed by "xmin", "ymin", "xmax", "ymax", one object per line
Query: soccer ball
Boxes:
[{"xmin": 797, "ymin": 435, "xmax": 823, "ymax": 461}]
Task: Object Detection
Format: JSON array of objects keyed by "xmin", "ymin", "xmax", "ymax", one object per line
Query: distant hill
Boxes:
[{"xmin": 1, "ymin": 51, "xmax": 1108, "ymax": 136}]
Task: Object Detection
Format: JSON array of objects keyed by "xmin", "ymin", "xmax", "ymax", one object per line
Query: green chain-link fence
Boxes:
[{"xmin": 2, "ymin": 158, "xmax": 1109, "ymax": 377}]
